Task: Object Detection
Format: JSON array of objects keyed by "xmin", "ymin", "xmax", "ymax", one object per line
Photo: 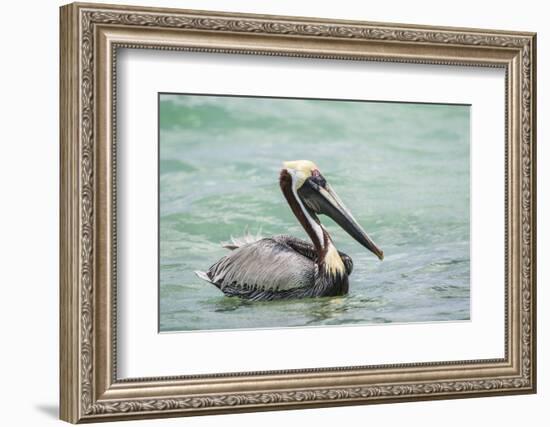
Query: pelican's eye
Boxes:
[{"xmin": 310, "ymin": 169, "xmax": 327, "ymax": 188}]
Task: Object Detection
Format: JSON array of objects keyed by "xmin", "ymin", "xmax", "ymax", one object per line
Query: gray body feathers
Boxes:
[{"xmin": 195, "ymin": 235, "xmax": 353, "ymax": 300}]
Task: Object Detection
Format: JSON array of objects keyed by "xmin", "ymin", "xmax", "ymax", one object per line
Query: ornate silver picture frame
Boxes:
[{"xmin": 60, "ymin": 2, "xmax": 536, "ymax": 423}]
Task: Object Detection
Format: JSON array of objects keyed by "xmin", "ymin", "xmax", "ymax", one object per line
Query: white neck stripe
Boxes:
[{"xmin": 290, "ymin": 173, "xmax": 325, "ymax": 248}]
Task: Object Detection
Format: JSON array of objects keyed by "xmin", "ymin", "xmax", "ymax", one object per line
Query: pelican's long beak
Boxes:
[{"xmin": 298, "ymin": 177, "xmax": 384, "ymax": 260}]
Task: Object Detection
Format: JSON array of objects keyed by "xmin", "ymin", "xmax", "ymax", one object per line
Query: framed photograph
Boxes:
[{"xmin": 60, "ymin": 2, "xmax": 537, "ymax": 423}]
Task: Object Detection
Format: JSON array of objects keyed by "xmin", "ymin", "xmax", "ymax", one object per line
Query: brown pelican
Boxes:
[{"xmin": 195, "ymin": 160, "xmax": 383, "ymax": 300}]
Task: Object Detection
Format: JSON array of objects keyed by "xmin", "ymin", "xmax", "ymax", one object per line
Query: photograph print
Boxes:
[{"xmin": 159, "ymin": 93, "xmax": 470, "ymax": 332}]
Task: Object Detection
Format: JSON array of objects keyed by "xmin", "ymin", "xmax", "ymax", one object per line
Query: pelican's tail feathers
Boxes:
[{"xmin": 194, "ymin": 270, "xmax": 214, "ymax": 284}]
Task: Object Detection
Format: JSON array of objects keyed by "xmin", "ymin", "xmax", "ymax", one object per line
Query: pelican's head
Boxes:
[
  {"xmin": 281, "ymin": 160, "xmax": 384, "ymax": 260},
  {"xmin": 282, "ymin": 160, "xmax": 319, "ymax": 188}
]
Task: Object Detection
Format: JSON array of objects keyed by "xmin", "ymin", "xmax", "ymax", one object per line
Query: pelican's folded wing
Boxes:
[
  {"xmin": 205, "ymin": 237, "xmax": 316, "ymax": 293},
  {"xmin": 276, "ymin": 235, "xmax": 317, "ymax": 261}
]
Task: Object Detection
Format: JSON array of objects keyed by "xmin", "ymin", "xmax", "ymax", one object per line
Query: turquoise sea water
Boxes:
[{"xmin": 159, "ymin": 94, "xmax": 470, "ymax": 332}]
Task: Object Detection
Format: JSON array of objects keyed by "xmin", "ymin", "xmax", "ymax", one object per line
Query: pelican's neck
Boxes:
[{"xmin": 280, "ymin": 170, "xmax": 346, "ymax": 275}]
